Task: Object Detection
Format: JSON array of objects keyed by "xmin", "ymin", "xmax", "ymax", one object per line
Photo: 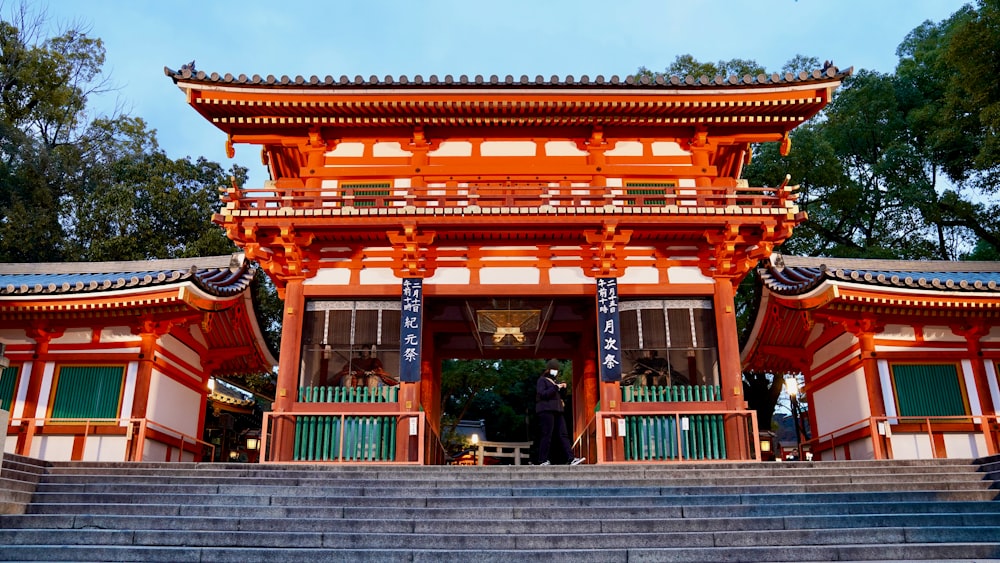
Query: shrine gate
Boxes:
[{"xmin": 167, "ymin": 65, "xmax": 849, "ymax": 463}]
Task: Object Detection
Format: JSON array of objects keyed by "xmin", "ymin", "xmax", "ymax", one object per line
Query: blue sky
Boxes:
[{"xmin": 36, "ymin": 0, "xmax": 970, "ymax": 183}]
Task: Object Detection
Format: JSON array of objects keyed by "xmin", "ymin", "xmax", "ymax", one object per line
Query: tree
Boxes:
[
  {"xmin": 0, "ymin": 7, "xmax": 283, "ymax": 365},
  {"xmin": 440, "ymin": 358, "xmax": 549, "ymax": 453}
]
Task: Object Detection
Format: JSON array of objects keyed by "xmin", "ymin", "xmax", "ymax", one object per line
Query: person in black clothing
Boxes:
[{"xmin": 536, "ymin": 359, "xmax": 585, "ymax": 466}]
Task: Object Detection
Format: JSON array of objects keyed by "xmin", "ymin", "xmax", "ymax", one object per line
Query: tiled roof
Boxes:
[
  {"xmin": 762, "ymin": 254, "xmax": 1000, "ymax": 295},
  {"xmin": 0, "ymin": 254, "xmax": 255, "ymax": 298},
  {"xmin": 164, "ymin": 65, "xmax": 852, "ymax": 90}
]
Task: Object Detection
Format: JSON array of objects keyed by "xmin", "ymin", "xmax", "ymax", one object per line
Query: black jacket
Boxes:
[{"xmin": 536, "ymin": 373, "xmax": 564, "ymax": 413}]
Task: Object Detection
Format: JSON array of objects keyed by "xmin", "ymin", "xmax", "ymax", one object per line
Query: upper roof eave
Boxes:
[
  {"xmin": 762, "ymin": 253, "xmax": 1000, "ymax": 296},
  {"xmin": 164, "ymin": 66, "xmax": 853, "ymax": 94},
  {"xmin": 0, "ymin": 253, "xmax": 255, "ymax": 299}
]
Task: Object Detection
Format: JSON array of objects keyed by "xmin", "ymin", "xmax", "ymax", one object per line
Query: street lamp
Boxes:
[{"xmin": 785, "ymin": 375, "xmax": 804, "ymax": 460}]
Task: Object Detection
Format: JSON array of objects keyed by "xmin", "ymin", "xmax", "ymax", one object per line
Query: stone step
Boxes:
[
  {"xmin": 25, "ymin": 487, "xmax": 999, "ymax": 507},
  {"xmin": 3, "ymin": 525, "xmax": 1000, "ymax": 549},
  {"xmin": 0, "ymin": 542, "xmax": 999, "ymax": 563},
  {"xmin": 5, "ymin": 511, "xmax": 1000, "ymax": 534},
  {"xmin": 29, "ymin": 480, "xmax": 993, "ymax": 497},
  {"xmin": 23, "ymin": 499, "xmax": 1000, "ymax": 519}
]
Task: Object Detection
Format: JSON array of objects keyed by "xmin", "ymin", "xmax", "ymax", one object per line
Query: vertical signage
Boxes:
[
  {"xmin": 399, "ymin": 278, "xmax": 423, "ymax": 382},
  {"xmin": 596, "ymin": 277, "xmax": 622, "ymax": 382}
]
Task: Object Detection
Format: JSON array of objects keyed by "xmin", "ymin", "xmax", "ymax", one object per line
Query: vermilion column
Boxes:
[
  {"xmin": 713, "ymin": 277, "xmax": 751, "ymax": 460},
  {"xmin": 271, "ymin": 278, "xmax": 305, "ymax": 461}
]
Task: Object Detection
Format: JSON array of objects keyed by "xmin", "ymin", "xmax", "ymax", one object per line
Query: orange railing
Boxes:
[
  {"xmin": 578, "ymin": 408, "xmax": 761, "ymax": 464},
  {"xmin": 5, "ymin": 417, "xmax": 214, "ymax": 462},
  {"xmin": 221, "ymin": 182, "xmax": 799, "ymax": 214},
  {"xmin": 804, "ymin": 415, "xmax": 1000, "ymax": 460}
]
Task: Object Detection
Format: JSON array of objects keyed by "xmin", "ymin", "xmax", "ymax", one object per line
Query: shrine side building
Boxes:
[
  {"xmin": 167, "ymin": 66, "xmax": 849, "ymax": 463},
  {"xmin": 742, "ymin": 254, "xmax": 1000, "ymax": 460}
]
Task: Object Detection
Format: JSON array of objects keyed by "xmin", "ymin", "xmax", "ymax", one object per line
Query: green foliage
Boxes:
[
  {"xmin": 0, "ymin": 8, "xmax": 283, "ymax": 358},
  {"xmin": 440, "ymin": 358, "xmax": 547, "ymax": 444}
]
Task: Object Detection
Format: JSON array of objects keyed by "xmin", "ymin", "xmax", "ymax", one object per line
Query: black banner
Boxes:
[
  {"xmin": 596, "ymin": 277, "xmax": 622, "ymax": 382},
  {"xmin": 399, "ymin": 278, "xmax": 423, "ymax": 382}
]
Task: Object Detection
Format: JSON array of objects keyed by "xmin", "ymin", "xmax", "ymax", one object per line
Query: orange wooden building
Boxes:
[
  {"xmin": 167, "ymin": 65, "xmax": 849, "ymax": 463},
  {"xmin": 0, "ymin": 254, "xmax": 275, "ymax": 462},
  {"xmin": 742, "ymin": 254, "xmax": 1000, "ymax": 460}
]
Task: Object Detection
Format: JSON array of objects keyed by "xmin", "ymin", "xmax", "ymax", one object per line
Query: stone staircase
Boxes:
[{"xmin": 2, "ymin": 454, "xmax": 1000, "ymax": 562}]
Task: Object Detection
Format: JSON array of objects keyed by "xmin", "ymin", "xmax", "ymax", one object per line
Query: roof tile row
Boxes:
[{"xmin": 165, "ymin": 66, "xmax": 850, "ymax": 89}]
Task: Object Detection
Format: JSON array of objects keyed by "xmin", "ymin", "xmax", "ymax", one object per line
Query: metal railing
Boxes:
[
  {"xmin": 221, "ymin": 182, "xmax": 800, "ymax": 214},
  {"xmin": 804, "ymin": 414, "xmax": 1000, "ymax": 460},
  {"xmin": 5, "ymin": 417, "xmax": 214, "ymax": 462}
]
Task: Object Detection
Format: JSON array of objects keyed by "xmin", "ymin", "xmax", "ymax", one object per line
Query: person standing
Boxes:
[{"xmin": 536, "ymin": 359, "xmax": 585, "ymax": 466}]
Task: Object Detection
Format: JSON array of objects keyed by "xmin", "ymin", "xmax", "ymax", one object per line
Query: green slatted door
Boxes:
[
  {"xmin": 1, "ymin": 366, "xmax": 18, "ymax": 412},
  {"xmin": 892, "ymin": 364, "xmax": 967, "ymax": 416},
  {"xmin": 50, "ymin": 366, "xmax": 124, "ymax": 420}
]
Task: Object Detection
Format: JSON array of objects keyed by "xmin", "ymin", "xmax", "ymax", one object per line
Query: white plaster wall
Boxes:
[
  {"xmin": 651, "ymin": 141, "xmax": 689, "ymax": 156},
  {"xmin": 51, "ymin": 328, "xmax": 92, "ymax": 344},
  {"xmin": 849, "ymin": 439, "xmax": 876, "ymax": 461},
  {"xmin": 83, "ymin": 435, "xmax": 128, "ymax": 462},
  {"xmin": 325, "ymin": 142, "xmax": 364, "ymax": 157},
  {"xmin": 0, "ymin": 329, "xmax": 25, "ymax": 342},
  {"xmin": 666, "ymin": 267, "xmax": 713, "ymax": 284},
  {"xmin": 99, "ymin": 326, "xmax": 138, "ymax": 344},
  {"xmin": 544, "ymin": 141, "xmax": 587, "ymax": 156},
  {"xmin": 880, "ymin": 324, "xmax": 916, "ymax": 340},
  {"xmin": 812, "ymin": 332, "xmax": 857, "ymax": 372},
  {"xmin": 549, "ymin": 267, "xmax": 590, "ymax": 285},
  {"xmin": 160, "ymin": 334, "xmax": 202, "ymax": 374},
  {"xmin": 426, "ymin": 268, "xmax": 471, "ymax": 285},
  {"xmin": 605, "ymin": 141, "xmax": 643, "ymax": 156},
  {"xmin": 618, "ymin": 266, "xmax": 660, "ymax": 285},
  {"xmin": 813, "ymin": 368, "xmax": 870, "ymax": 436},
  {"xmin": 429, "ymin": 141, "xmax": 472, "ymax": 157},
  {"xmin": 943, "ymin": 433, "xmax": 987, "ymax": 458},
  {"xmin": 34, "ymin": 363, "xmax": 56, "ymax": 421},
  {"xmin": 4, "ymin": 435, "xmax": 16, "ymax": 454},
  {"xmin": 119, "ymin": 361, "xmax": 138, "ymax": 421},
  {"xmin": 142, "ymin": 440, "xmax": 168, "ymax": 462},
  {"xmin": 359, "ymin": 268, "xmax": 400, "ymax": 285},
  {"xmin": 32, "ymin": 436, "xmax": 74, "ymax": 461},
  {"xmin": 987, "ymin": 361, "xmax": 1000, "ymax": 417},
  {"xmin": 961, "ymin": 359, "xmax": 982, "ymax": 415},
  {"xmin": 146, "ymin": 369, "xmax": 202, "ymax": 437},
  {"xmin": 922, "ymin": 325, "xmax": 965, "ymax": 342},
  {"xmin": 888, "ymin": 433, "xmax": 934, "ymax": 459},
  {"xmin": 372, "ymin": 142, "xmax": 411, "ymax": 157},
  {"xmin": 306, "ymin": 268, "xmax": 352, "ymax": 286},
  {"xmin": 480, "ymin": 141, "xmax": 536, "ymax": 156},
  {"xmin": 11, "ymin": 361, "xmax": 30, "ymax": 418},
  {"xmin": 480, "ymin": 267, "xmax": 540, "ymax": 284}
]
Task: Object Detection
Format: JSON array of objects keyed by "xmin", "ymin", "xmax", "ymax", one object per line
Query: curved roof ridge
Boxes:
[
  {"xmin": 164, "ymin": 66, "xmax": 853, "ymax": 89},
  {"xmin": 0, "ymin": 253, "xmax": 243, "ymax": 275},
  {"xmin": 776, "ymin": 254, "xmax": 1000, "ymax": 273}
]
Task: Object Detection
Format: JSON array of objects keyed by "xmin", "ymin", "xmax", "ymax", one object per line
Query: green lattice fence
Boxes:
[{"xmin": 293, "ymin": 415, "xmax": 397, "ymax": 461}]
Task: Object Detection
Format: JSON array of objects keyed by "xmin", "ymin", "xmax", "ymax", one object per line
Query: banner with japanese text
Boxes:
[
  {"xmin": 399, "ymin": 278, "xmax": 423, "ymax": 382},
  {"xmin": 596, "ymin": 277, "xmax": 622, "ymax": 382}
]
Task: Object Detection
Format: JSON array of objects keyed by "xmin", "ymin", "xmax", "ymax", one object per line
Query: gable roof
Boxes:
[
  {"xmin": 762, "ymin": 255, "xmax": 1000, "ymax": 296},
  {"xmin": 0, "ymin": 254, "xmax": 253, "ymax": 298}
]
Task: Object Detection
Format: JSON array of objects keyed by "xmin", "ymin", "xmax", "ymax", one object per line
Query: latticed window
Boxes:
[
  {"xmin": 0, "ymin": 365, "xmax": 18, "ymax": 412},
  {"xmin": 300, "ymin": 301, "xmax": 402, "ymax": 390},
  {"xmin": 50, "ymin": 366, "xmax": 125, "ymax": 420},
  {"xmin": 342, "ymin": 181, "xmax": 391, "ymax": 207},
  {"xmin": 624, "ymin": 181, "xmax": 674, "ymax": 206},
  {"xmin": 618, "ymin": 299, "xmax": 719, "ymax": 389},
  {"xmin": 891, "ymin": 363, "xmax": 967, "ymax": 417}
]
